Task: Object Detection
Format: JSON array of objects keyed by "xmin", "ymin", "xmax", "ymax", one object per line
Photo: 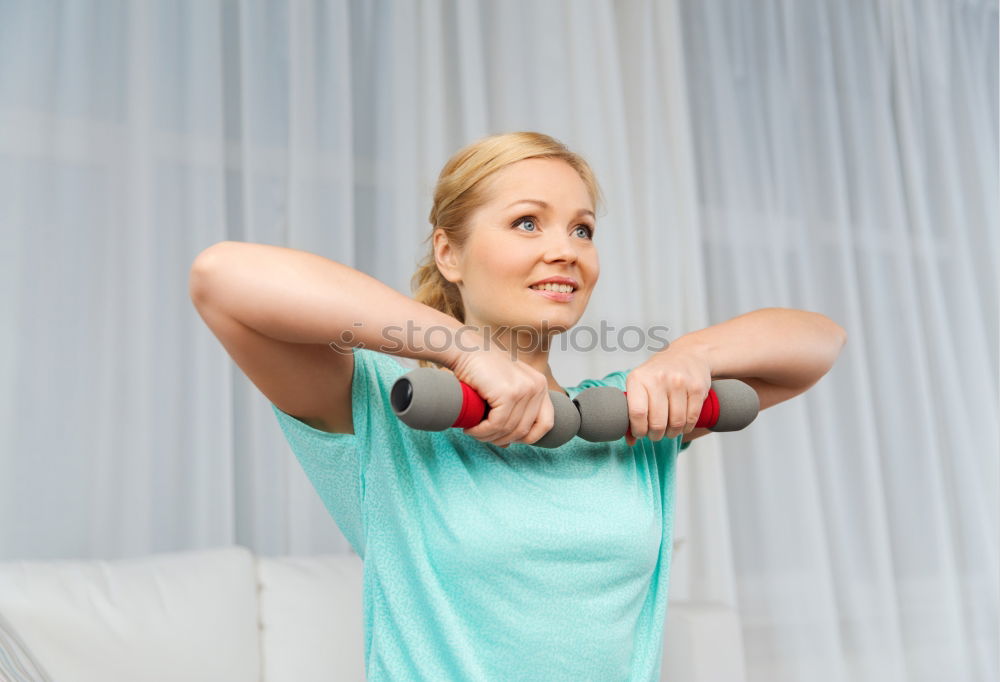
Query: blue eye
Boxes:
[
  {"xmin": 513, "ymin": 216, "xmax": 595, "ymax": 240},
  {"xmin": 513, "ymin": 216, "xmax": 538, "ymax": 232}
]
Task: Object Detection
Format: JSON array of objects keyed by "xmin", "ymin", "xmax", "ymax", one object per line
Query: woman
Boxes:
[{"xmin": 188, "ymin": 131, "xmax": 846, "ymax": 680}]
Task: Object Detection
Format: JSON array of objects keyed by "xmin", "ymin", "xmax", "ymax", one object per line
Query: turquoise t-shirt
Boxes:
[{"xmin": 271, "ymin": 348, "xmax": 692, "ymax": 681}]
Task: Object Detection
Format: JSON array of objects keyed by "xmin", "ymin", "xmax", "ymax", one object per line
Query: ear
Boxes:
[{"xmin": 433, "ymin": 229, "xmax": 462, "ymax": 285}]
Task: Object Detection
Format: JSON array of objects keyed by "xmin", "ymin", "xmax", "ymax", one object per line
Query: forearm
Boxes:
[
  {"xmin": 189, "ymin": 241, "xmax": 467, "ymax": 368},
  {"xmin": 668, "ymin": 307, "xmax": 847, "ymax": 388}
]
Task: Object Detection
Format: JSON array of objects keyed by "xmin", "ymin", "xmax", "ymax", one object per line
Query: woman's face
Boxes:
[{"xmin": 435, "ymin": 157, "xmax": 600, "ymax": 338}]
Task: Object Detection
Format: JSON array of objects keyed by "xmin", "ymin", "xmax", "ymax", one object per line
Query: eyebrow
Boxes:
[{"xmin": 505, "ymin": 199, "xmax": 595, "ymax": 220}]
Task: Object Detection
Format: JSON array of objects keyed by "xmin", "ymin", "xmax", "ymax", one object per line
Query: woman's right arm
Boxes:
[
  {"xmin": 188, "ymin": 240, "xmax": 465, "ymax": 433},
  {"xmin": 188, "ymin": 241, "xmax": 554, "ymax": 446}
]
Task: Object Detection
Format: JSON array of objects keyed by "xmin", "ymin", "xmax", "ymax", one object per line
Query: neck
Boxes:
[{"xmin": 462, "ymin": 321, "xmax": 565, "ymax": 395}]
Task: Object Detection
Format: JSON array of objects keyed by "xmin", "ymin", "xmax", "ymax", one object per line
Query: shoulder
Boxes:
[{"xmin": 353, "ymin": 346, "xmax": 409, "ymax": 376}]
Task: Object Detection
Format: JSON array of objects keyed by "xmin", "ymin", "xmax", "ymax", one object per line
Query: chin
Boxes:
[
  {"xmin": 500, "ymin": 314, "xmax": 568, "ymax": 334},
  {"xmin": 537, "ymin": 314, "xmax": 578, "ymax": 335}
]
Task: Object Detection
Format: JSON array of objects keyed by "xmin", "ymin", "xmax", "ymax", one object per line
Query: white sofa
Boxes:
[{"xmin": 0, "ymin": 546, "xmax": 744, "ymax": 681}]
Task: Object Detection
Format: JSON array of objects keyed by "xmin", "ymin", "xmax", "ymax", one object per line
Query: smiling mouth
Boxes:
[
  {"xmin": 528, "ymin": 283, "xmax": 576, "ymax": 294},
  {"xmin": 528, "ymin": 286, "xmax": 576, "ymax": 302}
]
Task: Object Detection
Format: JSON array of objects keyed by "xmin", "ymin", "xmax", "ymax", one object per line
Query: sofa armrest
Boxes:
[{"xmin": 662, "ymin": 600, "xmax": 746, "ymax": 682}]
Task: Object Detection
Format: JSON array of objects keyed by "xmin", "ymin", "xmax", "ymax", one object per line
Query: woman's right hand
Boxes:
[{"xmin": 447, "ymin": 348, "xmax": 555, "ymax": 448}]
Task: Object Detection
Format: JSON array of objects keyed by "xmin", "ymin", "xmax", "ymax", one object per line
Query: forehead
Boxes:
[{"xmin": 483, "ymin": 158, "xmax": 592, "ymax": 208}]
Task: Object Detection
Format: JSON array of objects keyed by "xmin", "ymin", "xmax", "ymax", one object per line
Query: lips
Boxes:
[
  {"xmin": 529, "ymin": 286, "xmax": 575, "ymax": 302},
  {"xmin": 528, "ymin": 276, "xmax": 579, "ymax": 290},
  {"xmin": 529, "ymin": 284, "xmax": 575, "ymax": 294}
]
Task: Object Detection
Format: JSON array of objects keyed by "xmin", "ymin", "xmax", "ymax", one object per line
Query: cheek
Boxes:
[
  {"xmin": 464, "ymin": 243, "xmax": 519, "ymax": 288},
  {"xmin": 586, "ymin": 254, "xmax": 600, "ymax": 285},
  {"xmin": 475, "ymin": 243, "xmax": 529, "ymax": 280}
]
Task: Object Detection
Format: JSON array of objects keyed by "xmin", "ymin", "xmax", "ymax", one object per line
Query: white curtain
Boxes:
[
  {"xmin": 1, "ymin": 1, "xmax": 995, "ymax": 681},
  {"xmin": 679, "ymin": 2, "xmax": 998, "ymax": 680}
]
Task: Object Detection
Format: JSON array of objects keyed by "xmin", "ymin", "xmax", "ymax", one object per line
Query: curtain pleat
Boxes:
[{"xmin": 0, "ymin": 1, "xmax": 994, "ymax": 679}]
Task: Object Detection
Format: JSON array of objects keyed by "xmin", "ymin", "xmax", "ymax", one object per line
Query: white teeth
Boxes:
[{"xmin": 530, "ymin": 283, "xmax": 574, "ymax": 293}]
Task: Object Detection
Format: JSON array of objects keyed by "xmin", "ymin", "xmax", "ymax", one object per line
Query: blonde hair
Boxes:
[{"xmin": 411, "ymin": 131, "xmax": 604, "ymax": 369}]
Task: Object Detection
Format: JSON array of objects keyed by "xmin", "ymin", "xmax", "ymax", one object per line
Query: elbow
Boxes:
[
  {"xmin": 810, "ymin": 313, "xmax": 848, "ymax": 369},
  {"xmin": 827, "ymin": 321, "xmax": 848, "ymax": 370},
  {"xmin": 811, "ymin": 311, "xmax": 847, "ymax": 347},
  {"xmin": 189, "ymin": 241, "xmax": 235, "ymax": 306},
  {"xmin": 831, "ymin": 320, "xmax": 848, "ymax": 348}
]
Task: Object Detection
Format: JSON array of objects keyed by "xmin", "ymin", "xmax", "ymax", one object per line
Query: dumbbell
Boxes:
[
  {"xmin": 390, "ymin": 368, "xmax": 759, "ymax": 448},
  {"xmin": 572, "ymin": 380, "xmax": 758, "ymax": 442}
]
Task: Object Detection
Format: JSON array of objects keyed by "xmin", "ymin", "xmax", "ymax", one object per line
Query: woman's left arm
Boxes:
[{"xmin": 624, "ymin": 307, "xmax": 848, "ymax": 447}]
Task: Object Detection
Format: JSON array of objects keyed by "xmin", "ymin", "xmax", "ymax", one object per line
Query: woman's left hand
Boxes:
[{"xmin": 623, "ymin": 342, "xmax": 713, "ymax": 446}]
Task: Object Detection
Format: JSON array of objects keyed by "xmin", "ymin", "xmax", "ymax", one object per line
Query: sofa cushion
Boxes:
[
  {"xmin": 0, "ymin": 546, "xmax": 260, "ymax": 682},
  {"xmin": 0, "ymin": 608, "xmax": 52, "ymax": 681},
  {"xmin": 662, "ymin": 601, "xmax": 746, "ymax": 681},
  {"xmin": 257, "ymin": 552, "xmax": 365, "ymax": 682}
]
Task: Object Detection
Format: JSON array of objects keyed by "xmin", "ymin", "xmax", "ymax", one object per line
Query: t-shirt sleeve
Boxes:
[{"xmin": 270, "ymin": 347, "xmax": 409, "ymax": 557}]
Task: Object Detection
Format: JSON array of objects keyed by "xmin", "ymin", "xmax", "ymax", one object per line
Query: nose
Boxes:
[{"xmin": 542, "ymin": 230, "xmax": 579, "ymax": 264}]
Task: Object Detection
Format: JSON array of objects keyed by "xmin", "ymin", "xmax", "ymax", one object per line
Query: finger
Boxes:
[
  {"xmin": 467, "ymin": 380, "xmax": 532, "ymax": 443},
  {"xmin": 463, "ymin": 395, "xmax": 514, "ymax": 442},
  {"xmin": 478, "ymin": 403, "xmax": 519, "ymax": 444},
  {"xmin": 462, "ymin": 412, "xmax": 500, "ymax": 441},
  {"xmin": 626, "ymin": 382, "xmax": 650, "ymax": 441},
  {"xmin": 684, "ymin": 386, "xmax": 707, "ymax": 436},
  {"xmin": 489, "ymin": 390, "xmax": 533, "ymax": 446},
  {"xmin": 646, "ymin": 385, "xmax": 669, "ymax": 442},
  {"xmin": 508, "ymin": 393, "xmax": 544, "ymax": 443},
  {"xmin": 521, "ymin": 390, "xmax": 556, "ymax": 445},
  {"xmin": 666, "ymin": 386, "xmax": 689, "ymax": 439},
  {"xmin": 507, "ymin": 379, "xmax": 552, "ymax": 445}
]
